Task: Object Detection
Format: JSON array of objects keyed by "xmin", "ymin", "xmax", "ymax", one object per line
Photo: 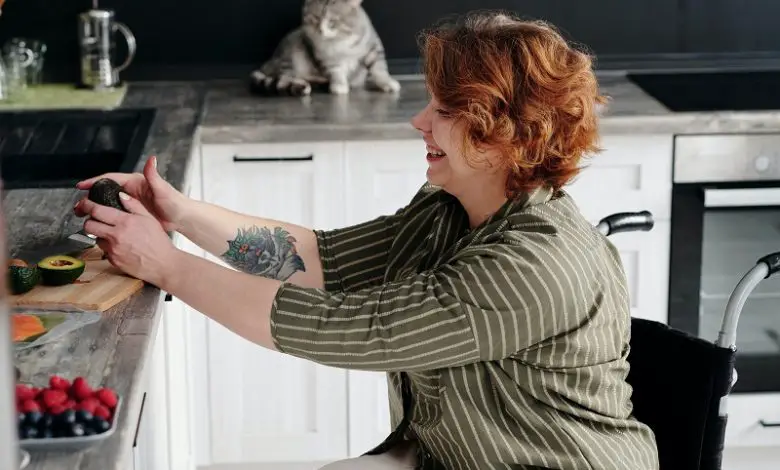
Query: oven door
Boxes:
[{"xmin": 669, "ymin": 183, "xmax": 780, "ymax": 393}]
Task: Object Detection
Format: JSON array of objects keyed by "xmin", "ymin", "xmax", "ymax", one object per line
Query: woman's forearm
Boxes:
[
  {"xmin": 161, "ymin": 249, "xmax": 280, "ymax": 350},
  {"xmin": 177, "ymin": 199, "xmax": 325, "ymax": 289}
]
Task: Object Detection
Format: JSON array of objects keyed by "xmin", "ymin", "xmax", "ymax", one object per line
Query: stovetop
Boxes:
[
  {"xmin": 627, "ymin": 70, "xmax": 780, "ymax": 112},
  {"xmin": 0, "ymin": 107, "xmax": 156, "ymax": 190}
]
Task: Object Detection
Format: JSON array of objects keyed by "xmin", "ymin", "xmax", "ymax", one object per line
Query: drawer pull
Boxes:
[
  {"xmin": 233, "ymin": 154, "xmax": 313, "ymax": 162},
  {"xmin": 759, "ymin": 419, "xmax": 780, "ymax": 427}
]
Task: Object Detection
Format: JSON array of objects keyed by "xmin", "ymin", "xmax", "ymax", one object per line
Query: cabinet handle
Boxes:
[
  {"xmin": 759, "ymin": 419, "xmax": 780, "ymax": 427},
  {"xmin": 133, "ymin": 392, "xmax": 147, "ymax": 448},
  {"xmin": 164, "ymin": 293, "xmax": 172, "ymax": 302},
  {"xmin": 232, "ymin": 154, "xmax": 313, "ymax": 162}
]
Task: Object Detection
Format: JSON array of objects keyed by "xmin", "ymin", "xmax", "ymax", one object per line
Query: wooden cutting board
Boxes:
[{"xmin": 10, "ymin": 247, "xmax": 145, "ymax": 311}]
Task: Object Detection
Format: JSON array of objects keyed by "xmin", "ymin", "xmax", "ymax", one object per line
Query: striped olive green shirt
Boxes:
[{"xmin": 269, "ymin": 184, "xmax": 659, "ymax": 470}]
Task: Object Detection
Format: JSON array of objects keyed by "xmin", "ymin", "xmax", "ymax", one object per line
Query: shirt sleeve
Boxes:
[
  {"xmin": 269, "ymin": 236, "xmax": 590, "ymax": 372},
  {"xmin": 313, "ymin": 208, "xmax": 404, "ymax": 293}
]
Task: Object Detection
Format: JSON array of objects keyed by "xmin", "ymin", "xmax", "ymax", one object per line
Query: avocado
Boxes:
[
  {"xmin": 7, "ymin": 258, "xmax": 40, "ymax": 294},
  {"xmin": 88, "ymin": 178, "xmax": 128, "ymax": 212},
  {"xmin": 37, "ymin": 255, "xmax": 86, "ymax": 286}
]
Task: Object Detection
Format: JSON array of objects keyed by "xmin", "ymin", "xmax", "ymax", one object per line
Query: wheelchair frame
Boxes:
[{"xmin": 596, "ymin": 210, "xmax": 780, "ymax": 420}]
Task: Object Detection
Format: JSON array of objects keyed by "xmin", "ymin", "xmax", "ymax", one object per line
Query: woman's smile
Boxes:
[{"xmin": 425, "ymin": 143, "xmax": 447, "ymax": 163}]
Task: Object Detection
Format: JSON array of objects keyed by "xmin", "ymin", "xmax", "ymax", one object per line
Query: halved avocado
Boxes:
[
  {"xmin": 7, "ymin": 258, "xmax": 40, "ymax": 294},
  {"xmin": 37, "ymin": 255, "xmax": 86, "ymax": 286}
]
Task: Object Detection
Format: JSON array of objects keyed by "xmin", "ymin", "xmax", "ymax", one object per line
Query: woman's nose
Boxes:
[{"xmin": 410, "ymin": 106, "xmax": 432, "ymax": 134}]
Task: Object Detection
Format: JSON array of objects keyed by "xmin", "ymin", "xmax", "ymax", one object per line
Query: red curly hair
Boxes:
[{"xmin": 418, "ymin": 11, "xmax": 607, "ymax": 198}]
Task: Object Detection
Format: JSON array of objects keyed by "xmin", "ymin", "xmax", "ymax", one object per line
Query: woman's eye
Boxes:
[{"xmin": 435, "ymin": 108, "xmax": 452, "ymax": 118}]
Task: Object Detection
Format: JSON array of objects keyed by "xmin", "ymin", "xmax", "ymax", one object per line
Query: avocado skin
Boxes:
[
  {"xmin": 37, "ymin": 255, "xmax": 86, "ymax": 286},
  {"xmin": 7, "ymin": 261, "xmax": 40, "ymax": 294},
  {"xmin": 88, "ymin": 178, "xmax": 128, "ymax": 212}
]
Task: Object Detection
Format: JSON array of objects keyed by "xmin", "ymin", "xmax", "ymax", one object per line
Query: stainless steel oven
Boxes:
[{"xmin": 669, "ymin": 132, "xmax": 780, "ymax": 393}]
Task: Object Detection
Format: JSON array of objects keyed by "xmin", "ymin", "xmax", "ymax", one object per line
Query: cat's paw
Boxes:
[
  {"xmin": 329, "ymin": 82, "xmax": 350, "ymax": 95},
  {"xmin": 371, "ymin": 76, "xmax": 401, "ymax": 93}
]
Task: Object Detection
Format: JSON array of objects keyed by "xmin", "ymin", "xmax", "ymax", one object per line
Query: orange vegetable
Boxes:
[{"xmin": 12, "ymin": 314, "xmax": 46, "ymax": 342}]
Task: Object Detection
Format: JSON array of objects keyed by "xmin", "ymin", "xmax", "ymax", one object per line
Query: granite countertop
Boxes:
[
  {"xmin": 197, "ymin": 73, "xmax": 780, "ymax": 143},
  {"xmin": 6, "ymin": 81, "xmax": 207, "ymax": 470},
  {"xmin": 7, "ymin": 69, "xmax": 780, "ymax": 469}
]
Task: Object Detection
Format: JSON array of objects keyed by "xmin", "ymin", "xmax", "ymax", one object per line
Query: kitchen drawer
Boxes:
[
  {"xmin": 566, "ymin": 134, "xmax": 673, "ymax": 222},
  {"xmin": 723, "ymin": 392, "xmax": 780, "ymax": 447}
]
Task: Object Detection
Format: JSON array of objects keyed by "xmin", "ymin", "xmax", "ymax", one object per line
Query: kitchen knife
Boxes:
[{"xmin": 13, "ymin": 230, "xmax": 97, "ymax": 264}]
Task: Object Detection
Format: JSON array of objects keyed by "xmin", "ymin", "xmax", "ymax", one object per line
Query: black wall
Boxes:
[{"xmin": 0, "ymin": 0, "xmax": 779, "ymax": 82}]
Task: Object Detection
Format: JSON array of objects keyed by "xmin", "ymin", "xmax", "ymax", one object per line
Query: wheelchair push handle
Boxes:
[
  {"xmin": 596, "ymin": 211, "xmax": 654, "ymax": 236},
  {"xmin": 718, "ymin": 251, "xmax": 780, "ymax": 349},
  {"xmin": 757, "ymin": 252, "xmax": 780, "ymax": 279}
]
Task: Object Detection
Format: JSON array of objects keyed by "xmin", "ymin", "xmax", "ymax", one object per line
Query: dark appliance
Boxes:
[
  {"xmin": 669, "ymin": 132, "xmax": 780, "ymax": 393},
  {"xmin": 627, "ymin": 70, "xmax": 780, "ymax": 112},
  {"xmin": 0, "ymin": 107, "xmax": 156, "ymax": 190}
]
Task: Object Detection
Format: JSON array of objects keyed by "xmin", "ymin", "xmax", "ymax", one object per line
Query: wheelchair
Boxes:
[{"xmin": 596, "ymin": 211, "xmax": 780, "ymax": 470}]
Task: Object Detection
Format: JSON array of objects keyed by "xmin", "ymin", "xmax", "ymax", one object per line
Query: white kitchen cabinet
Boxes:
[
  {"xmin": 198, "ymin": 142, "xmax": 350, "ymax": 465},
  {"xmin": 722, "ymin": 391, "xmax": 780, "ymax": 469}
]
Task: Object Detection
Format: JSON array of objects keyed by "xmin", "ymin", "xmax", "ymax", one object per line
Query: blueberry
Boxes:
[
  {"xmin": 75, "ymin": 410, "xmax": 93, "ymax": 423},
  {"xmin": 90, "ymin": 417, "xmax": 111, "ymax": 434},
  {"xmin": 84, "ymin": 427, "xmax": 97, "ymax": 436},
  {"xmin": 37, "ymin": 413, "xmax": 54, "ymax": 431},
  {"xmin": 18, "ymin": 424, "xmax": 38, "ymax": 439},
  {"xmin": 17, "ymin": 412, "xmax": 25, "ymax": 424},
  {"xmin": 67, "ymin": 422, "xmax": 85, "ymax": 438},
  {"xmin": 24, "ymin": 411, "xmax": 43, "ymax": 426},
  {"xmin": 57, "ymin": 409, "xmax": 76, "ymax": 426},
  {"xmin": 40, "ymin": 428, "xmax": 54, "ymax": 439}
]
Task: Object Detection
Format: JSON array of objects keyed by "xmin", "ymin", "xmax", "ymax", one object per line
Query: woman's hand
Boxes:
[
  {"xmin": 78, "ymin": 191, "xmax": 180, "ymax": 287},
  {"xmin": 74, "ymin": 156, "xmax": 189, "ymax": 232}
]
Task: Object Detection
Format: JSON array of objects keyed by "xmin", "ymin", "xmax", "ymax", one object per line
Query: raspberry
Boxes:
[
  {"xmin": 63, "ymin": 399, "xmax": 76, "ymax": 410},
  {"xmin": 15, "ymin": 384, "xmax": 34, "ymax": 403},
  {"xmin": 94, "ymin": 388, "xmax": 118, "ymax": 409},
  {"xmin": 71, "ymin": 377, "xmax": 92, "ymax": 401},
  {"xmin": 20, "ymin": 399, "xmax": 40, "ymax": 413},
  {"xmin": 93, "ymin": 405, "xmax": 111, "ymax": 420},
  {"xmin": 49, "ymin": 375, "xmax": 70, "ymax": 391},
  {"xmin": 48, "ymin": 405, "xmax": 66, "ymax": 415},
  {"xmin": 78, "ymin": 397, "xmax": 100, "ymax": 415},
  {"xmin": 41, "ymin": 389, "xmax": 67, "ymax": 409}
]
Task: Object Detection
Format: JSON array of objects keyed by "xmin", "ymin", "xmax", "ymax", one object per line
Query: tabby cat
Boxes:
[{"xmin": 249, "ymin": 0, "xmax": 401, "ymax": 96}]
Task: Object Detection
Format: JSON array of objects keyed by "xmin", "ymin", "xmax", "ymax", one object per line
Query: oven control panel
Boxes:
[{"xmin": 674, "ymin": 133, "xmax": 780, "ymax": 183}]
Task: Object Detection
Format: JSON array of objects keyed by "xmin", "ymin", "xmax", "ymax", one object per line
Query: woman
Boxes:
[{"xmin": 74, "ymin": 11, "xmax": 659, "ymax": 470}]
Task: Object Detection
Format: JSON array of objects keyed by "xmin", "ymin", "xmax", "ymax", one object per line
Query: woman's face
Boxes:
[{"xmin": 410, "ymin": 97, "xmax": 506, "ymax": 197}]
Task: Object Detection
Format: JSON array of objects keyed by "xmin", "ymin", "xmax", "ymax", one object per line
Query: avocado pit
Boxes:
[{"xmin": 38, "ymin": 255, "xmax": 86, "ymax": 286}]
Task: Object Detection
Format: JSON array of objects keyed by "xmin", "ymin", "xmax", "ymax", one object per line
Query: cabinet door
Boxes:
[
  {"xmin": 605, "ymin": 221, "xmax": 670, "ymax": 324},
  {"xmin": 342, "ymin": 139, "xmax": 427, "ymax": 455},
  {"xmin": 343, "ymin": 139, "xmax": 428, "ymax": 225},
  {"xmin": 200, "ymin": 142, "xmax": 349, "ymax": 464},
  {"xmin": 565, "ymin": 134, "xmax": 674, "ymax": 222}
]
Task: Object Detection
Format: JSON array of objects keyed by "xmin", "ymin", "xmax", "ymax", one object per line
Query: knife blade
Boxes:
[{"xmin": 13, "ymin": 230, "xmax": 97, "ymax": 265}]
